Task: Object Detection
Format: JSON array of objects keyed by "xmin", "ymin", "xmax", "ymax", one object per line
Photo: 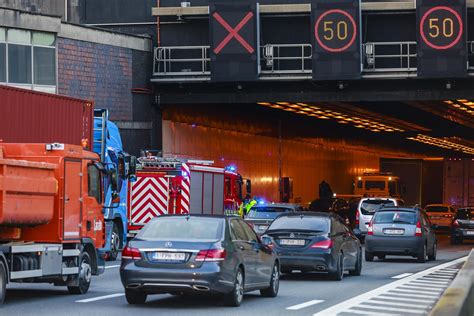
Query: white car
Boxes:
[{"xmin": 356, "ymin": 197, "xmax": 404, "ymax": 240}]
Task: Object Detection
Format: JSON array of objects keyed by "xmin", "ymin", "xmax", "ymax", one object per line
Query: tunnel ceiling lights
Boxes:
[
  {"xmin": 445, "ymin": 100, "xmax": 474, "ymax": 114},
  {"xmin": 257, "ymin": 102, "xmax": 404, "ymax": 133},
  {"xmin": 407, "ymin": 134, "xmax": 474, "ymax": 155}
]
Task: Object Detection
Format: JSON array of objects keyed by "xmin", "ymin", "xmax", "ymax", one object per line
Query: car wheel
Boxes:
[
  {"xmin": 68, "ymin": 252, "xmax": 92, "ymax": 294},
  {"xmin": 428, "ymin": 242, "xmax": 437, "ymax": 261},
  {"xmin": 377, "ymin": 255, "xmax": 386, "ymax": 260},
  {"xmin": 349, "ymin": 250, "xmax": 362, "ymax": 276},
  {"xmin": 365, "ymin": 251, "xmax": 374, "ymax": 262},
  {"xmin": 260, "ymin": 263, "xmax": 279, "ymax": 297},
  {"xmin": 224, "ymin": 268, "xmax": 244, "ymax": 307},
  {"xmin": 0, "ymin": 261, "xmax": 6, "ymax": 305},
  {"xmin": 106, "ymin": 223, "xmax": 120, "ymax": 261},
  {"xmin": 125, "ymin": 289, "xmax": 147, "ymax": 304},
  {"xmin": 329, "ymin": 253, "xmax": 344, "ymax": 281},
  {"xmin": 417, "ymin": 244, "xmax": 427, "ymax": 263}
]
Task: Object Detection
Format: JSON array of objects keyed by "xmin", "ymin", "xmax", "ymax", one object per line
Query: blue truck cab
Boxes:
[{"xmin": 94, "ymin": 109, "xmax": 135, "ymax": 261}]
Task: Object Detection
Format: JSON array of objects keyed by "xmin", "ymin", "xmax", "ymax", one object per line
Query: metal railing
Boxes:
[
  {"xmin": 260, "ymin": 44, "xmax": 312, "ymax": 75},
  {"xmin": 362, "ymin": 41, "xmax": 417, "ymax": 73},
  {"xmin": 153, "ymin": 46, "xmax": 210, "ymax": 77}
]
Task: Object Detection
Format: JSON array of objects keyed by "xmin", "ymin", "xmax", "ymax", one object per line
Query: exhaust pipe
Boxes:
[
  {"xmin": 126, "ymin": 283, "xmax": 142, "ymax": 289},
  {"xmin": 193, "ymin": 285, "xmax": 210, "ymax": 291},
  {"xmin": 316, "ymin": 265, "xmax": 327, "ymax": 271}
]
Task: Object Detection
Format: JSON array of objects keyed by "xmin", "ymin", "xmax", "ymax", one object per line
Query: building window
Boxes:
[
  {"xmin": 3, "ymin": 28, "xmax": 56, "ymax": 88},
  {"xmin": 0, "ymin": 28, "xmax": 5, "ymax": 83}
]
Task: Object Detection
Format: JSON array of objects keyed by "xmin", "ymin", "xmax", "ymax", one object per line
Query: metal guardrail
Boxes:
[
  {"xmin": 153, "ymin": 46, "xmax": 210, "ymax": 78},
  {"xmin": 152, "ymin": 41, "xmax": 473, "ymax": 81}
]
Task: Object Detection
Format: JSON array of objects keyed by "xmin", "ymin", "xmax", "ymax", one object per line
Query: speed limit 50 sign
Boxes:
[
  {"xmin": 416, "ymin": 0, "xmax": 467, "ymax": 78},
  {"xmin": 311, "ymin": 0, "xmax": 361, "ymax": 80}
]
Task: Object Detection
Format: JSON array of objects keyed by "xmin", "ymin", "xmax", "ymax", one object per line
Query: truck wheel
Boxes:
[
  {"xmin": 68, "ymin": 252, "xmax": 92, "ymax": 295},
  {"xmin": 0, "ymin": 261, "xmax": 6, "ymax": 304},
  {"xmin": 125, "ymin": 289, "xmax": 147, "ymax": 304},
  {"xmin": 107, "ymin": 223, "xmax": 120, "ymax": 261}
]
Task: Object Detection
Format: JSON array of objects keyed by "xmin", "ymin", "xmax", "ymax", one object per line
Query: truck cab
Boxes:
[
  {"xmin": 93, "ymin": 109, "xmax": 135, "ymax": 261},
  {"xmin": 354, "ymin": 173, "xmax": 401, "ymax": 198}
]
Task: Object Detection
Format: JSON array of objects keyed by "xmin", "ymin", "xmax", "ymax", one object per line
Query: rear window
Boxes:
[
  {"xmin": 360, "ymin": 199, "xmax": 395, "ymax": 215},
  {"xmin": 268, "ymin": 216, "xmax": 329, "ymax": 232},
  {"xmin": 426, "ymin": 206, "xmax": 449, "ymax": 213},
  {"xmin": 456, "ymin": 209, "xmax": 474, "ymax": 220},
  {"xmin": 137, "ymin": 217, "xmax": 223, "ymax": 241},
  {"xmin": 374, "ymin": 211, "xmax": 417, "ymax": 224},
  {"xmin": 247, "ymin": 207, "xmax": 290, "ymax": 219}
]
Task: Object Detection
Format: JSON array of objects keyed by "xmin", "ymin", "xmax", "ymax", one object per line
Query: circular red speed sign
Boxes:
[
  {"xmin": 420, "ymin": 6, "xmax": 463, "ymax": 50},
  {"xmin": 315, "ymin": 9, "xmax": 357, "ymax": 53}
]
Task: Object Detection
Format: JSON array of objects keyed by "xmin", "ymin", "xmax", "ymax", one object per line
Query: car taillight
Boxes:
[
  {"xmin": 310, "ymin": 239, "xmax": 332, "ymax": 249},
  {"xmin": 367, "ymin": 220, "xmax": 373, "ymax": 235},
  {"xmin": 122, "ymin": 245, "xmax": 141, "ymax": 260},
  {"xmin": 195, "ymin": 249, "xmax": 227, "ymax": 262},
  {"xmin": 355, "ymin": 211, "xmax": 360, "ymax": 226},
  {"xmin": 415, "ymin": 220, "xmax": 422, "ymax": 237},
  {"xmin": 452, "ymin": 219, "xmax": 460, "ymax": 227},
  {"xmin": 443, "ymin": 214, "xmax": 453, "ymax": 218}
]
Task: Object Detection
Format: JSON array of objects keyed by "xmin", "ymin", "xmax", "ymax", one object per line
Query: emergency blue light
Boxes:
[
  {"xmin": 182, "ymin": 170, "xmax": 189, "ymax": 178},
  {"xmin": 226, "ymin": 165, "xmax": 236, "ymax": 172},
  {"xmin": 258, "ymin": 200, "xmax": 265, "ymax": 205}
]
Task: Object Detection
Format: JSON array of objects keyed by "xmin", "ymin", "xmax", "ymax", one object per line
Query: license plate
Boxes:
[
  {"xmin": 258, "ymin": 225, "xmax": 269, "ymax": 231},
  {"xmin": 151, "ymin": 252, "xmax": 186, "ymax": 261},
  {"xmin": 280, "ymin": 239, "xmax": 305, "ymax": 246},
  {"xmin": 465, "ymin": 231, "xmax": 474, "ymax": 235},
  {"xmin": 384, "ymin": 229, "xmax": 404, "ymax": 235}
]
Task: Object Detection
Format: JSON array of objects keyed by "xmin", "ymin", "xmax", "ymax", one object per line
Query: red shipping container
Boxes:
[{"xmin": 0, "ymin": 85, "xmax": 94, "ymax": 149}]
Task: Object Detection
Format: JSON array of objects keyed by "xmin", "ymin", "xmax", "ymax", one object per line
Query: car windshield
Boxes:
[
  {"xmin": 426, "ymin": 206, "xmax": 449, "ymax": 213},
  {"xmin": 360, "ymin": 199, "xmax": 395, "ymax": 215},
  {"xmin": 456, "ymin": 209, "xmax": 474, "ymax": 220},
  {"xmin": 268, "ymin": 216, "xmax": 329, "ymax": 232},
  {"xmin": 365, "ymin": 181, "xmax": 385, "ymax": 190},
  {"xmin": 374, "ymin": 211, "xmax": 417, "ymax": 224},
  {"xmin": 247, "ymin": 207, "xmax": 290, "ymax": 219},
  {"xmin": 136, "ymin": 217, "xmax": 223, "ymax": 241}
]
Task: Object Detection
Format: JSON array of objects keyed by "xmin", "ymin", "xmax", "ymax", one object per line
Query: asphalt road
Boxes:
[{"xmin": 2, "ymin": 235, "xmax": 472, "ymax": 316}]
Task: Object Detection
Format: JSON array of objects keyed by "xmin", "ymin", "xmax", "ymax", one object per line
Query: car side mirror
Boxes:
[
  {"xmin": 353, "ymin": 228, "xmax": 362, "ymax": 238},
  {"xmin": 261, "ymin": 236, "xmax": 272, "ymax": 246}
]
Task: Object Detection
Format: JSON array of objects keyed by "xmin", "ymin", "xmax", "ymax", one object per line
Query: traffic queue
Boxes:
[{"xmin": 1, "ymin": 86, "xmax": 473, "ymax": 307}]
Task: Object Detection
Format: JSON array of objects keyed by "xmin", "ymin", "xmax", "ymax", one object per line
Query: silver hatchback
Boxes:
[{"xmin": 365, "ymin": 207, "xmax": 437, "ymax": 263}]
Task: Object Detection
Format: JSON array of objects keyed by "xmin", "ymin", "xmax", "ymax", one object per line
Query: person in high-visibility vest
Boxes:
[{"xmin": 238, "ymin": 195, "xmax": 257, "ymax": 218}]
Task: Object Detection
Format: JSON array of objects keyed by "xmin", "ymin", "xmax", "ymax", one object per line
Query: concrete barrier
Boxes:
[{"xmin": 430, "ymin": 250, "xmax": 474, "ymax": 316}]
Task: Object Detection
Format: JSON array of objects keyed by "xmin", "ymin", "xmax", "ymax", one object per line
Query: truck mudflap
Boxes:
[{"xmin": 82, "ymin": 238, "xmax": 105, "ymax": 276}]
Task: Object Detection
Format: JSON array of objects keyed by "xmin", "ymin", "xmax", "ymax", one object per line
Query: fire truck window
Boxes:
[
  {"xmin": 88, "ymin": 164, "xmax": 102, "ymax": 204},
  {"xmin": 365, "ymin": 181, "xmax": 385, "ymax": 190},
  {"xmin": 235, "ymin": 179, "xmax": 242, "ymax": 200},
  {"xmin": 225, "ymin": 177, "xmax": 231, "ymax": 197}
]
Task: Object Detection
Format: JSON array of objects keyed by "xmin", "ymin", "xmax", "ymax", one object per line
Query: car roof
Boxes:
[
  {"xmin": 149, "ymin": 214, "xmax": 230, "ymax": 220},
  {"xmin": 275, "ymin": 212, "xmax": 333, "ymax": 218},
  {"xmin": 426, "ymin": 204, "xmax": 451, "ymax": 207},
  {"xmin": 377, "ymin": 207, "xmax": 420, "ymax": 213},
  {"xmin": 360, "ymin": 197, "xmax": 398, "ymax": 201},
  {"xmin": 252, "ymin": 203, "xmax": 301, "ymax": 208}
]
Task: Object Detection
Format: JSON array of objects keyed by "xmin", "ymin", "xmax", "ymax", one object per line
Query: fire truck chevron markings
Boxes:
[{"xmin": 133, "ymin": 191, "xmax": 167, "ymax": 215}]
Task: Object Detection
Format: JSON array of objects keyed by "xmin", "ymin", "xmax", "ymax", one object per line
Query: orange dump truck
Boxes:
[{"xmin": 0, "ymin": 143, "xmax": 111, "ymax": 304}]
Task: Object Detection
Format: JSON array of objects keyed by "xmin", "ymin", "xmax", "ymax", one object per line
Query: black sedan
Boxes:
[
  {"xmin": 261, "ymin": 212, "xmax": 362, "ymax": 281},
  {"xmin": 451, "ymin": 207, "xmax": 474, "ymax": 244},
  {"xmin": 120, "ymin": 215, "xmax": 280, "ymax": 307}
]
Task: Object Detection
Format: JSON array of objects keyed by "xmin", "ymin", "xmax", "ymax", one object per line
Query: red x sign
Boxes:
[{"xmin": 213, "ymin": 11, "xmax": 255, "ymax": 54}]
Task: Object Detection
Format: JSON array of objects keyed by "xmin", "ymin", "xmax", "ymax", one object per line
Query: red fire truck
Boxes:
[{"xmin": 127, "ymin": 156, "xmax": 251, "ymax": 239}]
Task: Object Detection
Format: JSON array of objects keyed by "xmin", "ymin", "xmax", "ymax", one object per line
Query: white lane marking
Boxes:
[
  {"xmin": 76, "ymin": 293, "xmax": 124, "ymax": 303},
  {"xmin": 286, "ymin": 300, "xmax": 324, "ymax": 310},
  {"xmin": 408, "ymin": 281, "xmax": 448, "ymax": 287},
  {"xmin": 377, "ymin": 295, "xmax": 436, "ymax": 303},
  {"xmin": 345, "ymin": 309, "xmax": 397, "ymax": 315},
  {"xmin": 391, "ymin": 273, "xmax": 413, "ymax": 279},
  {"xmin": 420, "ymin": 274, "xmax": 453, "ymax": 279},
  {"xmin": 403, "ymin": 283, "xmax": 446, "ymax": 289},
  {"xmin": 105, "ymin": 265, "xmax": 120, "ymax": 269},
  {"xmin": 369, "ymin": 298, "xmax": 433, "ymax": 309},
  {"xmin": 396, "ymin": 286, "xmax": 443, "ymax": 293},
  {"xmin": 313, "ymin": 255, "xmax": 467, "ymax": 316},
  {"xmin": 356, "ymin": 303, "xmax": 427, "ymax": 313},
  {"xmin": 411, "ymin": 279, "xmax": 450, "ymax": 285},
  {"xmin": 389, "ymin": 289, "xmax": 440, "ymax": 297},
  {"xmin": 419, "ymin": 277, "xmax": 451, "ymax": 282},
  {"xmin": 385, "ymin": 291, "xmax": 442, "ymax": 299}
]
